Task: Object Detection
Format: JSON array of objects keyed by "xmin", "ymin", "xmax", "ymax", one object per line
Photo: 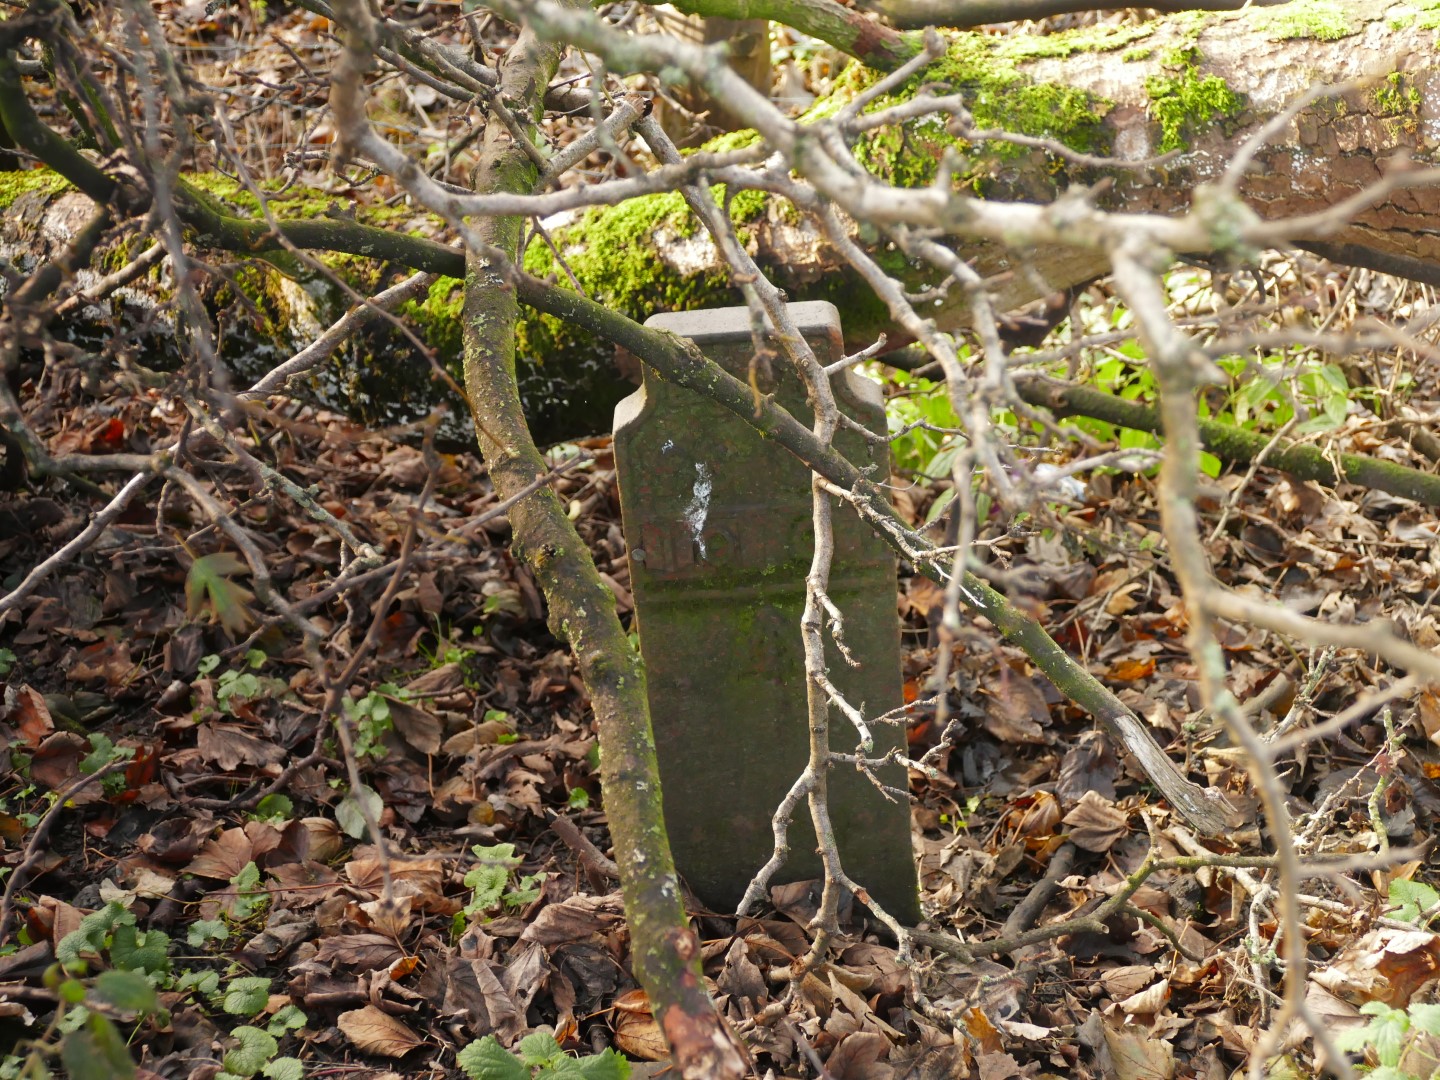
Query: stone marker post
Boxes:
[{"xmin": 613, "ymin": 302, "xmax": 919, "ymax": 922}]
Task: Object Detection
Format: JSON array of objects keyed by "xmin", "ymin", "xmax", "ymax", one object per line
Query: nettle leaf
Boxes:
[
  {"xmin": 457, "ymin": 1036, "xmax": 528, "ymax": 1080},
  {"xmin": 544, "ymin": 1052, "xmax": 630, "ymax": 1080},
  {"xmin": 186, "ymin": 553, "xmax": 257, "ymax": 638},
  {"xmin": 223, "ymin": 977, "xmax": 274, "ymax": 1017},
  {"xmin": 516, "ymin": 1032, "xmax": 565, "ymax": 1067},
  {"xmin": 1410, "ymin": 1001, "xmax": 1440, "ymax": 1036},
  {"xmin": 94, "ymin": 970, "xmax": 159, "ymax": 1016},
  {"xmin": 1389, "ymin": 878, "xmax": 1440, "ymax": 925},
  {"xmin": 229, "ymin": 861, "xmax": 270, "ymax": 920},
  {"xmin": 465, "ymin": 843, "xmax": 521, "ymax": 911},
  {"xmin": 56, "ymin": 902, "xmax": 130, "ymax": 968},
  {"xmin": 224, "ymin": 1026, "xmax": 279, "ymax": 1077}
]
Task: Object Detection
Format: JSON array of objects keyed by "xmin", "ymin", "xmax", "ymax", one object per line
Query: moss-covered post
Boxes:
[
  {"xmin": 613, "ymin": 303, "xmax": 920, "ymax": 922},
  {"xmin": 456, "ymin": 11, "xmax": 744, "ymax": 1080}
]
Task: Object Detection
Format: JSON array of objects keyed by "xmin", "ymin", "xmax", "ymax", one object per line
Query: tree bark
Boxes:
[{"xmin": 456, "ymin": 12, "xmax": 747, "ymax": 1080}]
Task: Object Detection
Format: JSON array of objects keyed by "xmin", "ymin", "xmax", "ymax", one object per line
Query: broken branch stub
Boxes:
[{"xmin": 614, "ymin": 302, "xmax": 920, "ymax": 922}]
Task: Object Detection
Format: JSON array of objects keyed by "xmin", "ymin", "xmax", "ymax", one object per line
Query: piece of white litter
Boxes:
[{"xmin": 684, "ymin": 462, "xmax": 713, "ymax": 559}]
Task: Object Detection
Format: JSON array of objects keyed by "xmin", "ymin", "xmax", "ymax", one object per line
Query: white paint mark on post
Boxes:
[{"xmin": 684, "ymin": 462, "xmax": 713, "ymax": 559}]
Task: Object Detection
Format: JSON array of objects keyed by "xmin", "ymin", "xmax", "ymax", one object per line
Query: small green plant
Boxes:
[
  {"xmin": 0, "ymin": 647, "xmax": 16, "ymax": 677},
  {"xmin": 343, "ymin": 685, "xmax": 413, "ymax": 759},
  {"xmin": 225, "ymin": 861, "xmax": 271, "ymax": 922},
  {"xmin": 1389, "ymin": 879, "xmax": 1440, "ymax": 928},
  {"xmin": 1335, "ymin": 1000, "xmax": 1440, "ymax": 1078},
  {"xmin": 335, "ymin": 781, "xmax": 383, "ymax": 839},
  {"xmin": 882, "ymin": 367, "xmax": 964, "ymax": 479},
  {"xmin": 250, "ymin": 793, "xmax": 295, "ymax": 824},
  {"xmin": 457, "ymin": 1030, "xmax": 628, "ymax": 1080},
  {"xmin": 199, "ymin": 651, "xmax": 288, "ymax": 716},
  {"xmin": 81, "ymin": 732, "xmax": 136, "ymax": 794},
  {"xmin": 217, "ymin": 1024, "xmax": 304, "ymax": 1080},
  {"xmin": 457, "ymin": 844, "xmax": 547, "ymax": 931},
  {"xmin": 56, "ymin": 901, "xmax": 170, "ymax": 977},
  {"xmin": 207, "ymin": 978, "xmax": 305, "ymax": 1079},
  {"xmin": 0, "ymin": 905, "xmax": 172, "ymax": 1079},
  {"xmin": 417, "ymin": 619, "xmax": 468, "ymax": 669}
]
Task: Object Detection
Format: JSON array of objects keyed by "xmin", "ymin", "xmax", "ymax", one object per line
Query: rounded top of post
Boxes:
[{"xmin": 644, "ymin": 302, "xmax": 841, "ymax": 346}]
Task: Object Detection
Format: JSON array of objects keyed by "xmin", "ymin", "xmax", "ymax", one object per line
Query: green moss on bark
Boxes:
[
  {"xmin": 1258, "ymin": 0, "xmax": 1357, "ymax": 40},
  {"xmin": 1144, "ymin": 49, "xmax": 1244, "ymax": 152},
  {"xmin": 835, "ymin": 31, "xmax": 1118, "ymax": 191}
]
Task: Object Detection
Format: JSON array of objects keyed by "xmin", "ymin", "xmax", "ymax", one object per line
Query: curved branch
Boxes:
[
  {"xmin": 869, "ymin": 0, "xmax": 1291, "ymax": 31},
  {"xmin": 662, "ymin": 0, "xmax": 922, "ymax": 71}
]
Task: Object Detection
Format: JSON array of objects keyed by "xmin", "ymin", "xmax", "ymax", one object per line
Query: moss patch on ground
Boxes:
[
  {"xmin": 0, "ymin": 168, "xmax": 71, "ymax": 209},
  {"xmin": 1374, "ymin": 72, "xmax": 1423, "ymax": 117}
]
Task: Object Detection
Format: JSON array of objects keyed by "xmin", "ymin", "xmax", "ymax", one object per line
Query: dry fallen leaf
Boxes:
[
  {"xmin": 1103, "ymin": 1020, "xmax": 1174, "ymax": 1080},
  {"xmin": 613, "ymin": 989, "xmax": 668, "ymax": 1061},
  {"xmin": 1062, "ymin": 791, "xmax": 1129, "ymax": 853},
  {"xmin": 337, "ymin": 1005, "xmax": 424, "ymax": 1058}
]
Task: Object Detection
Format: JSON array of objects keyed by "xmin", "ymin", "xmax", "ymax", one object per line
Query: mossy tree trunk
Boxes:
[{"xmin": 457, "ymin": 10, "xmax": 746, "ymax": 1080}]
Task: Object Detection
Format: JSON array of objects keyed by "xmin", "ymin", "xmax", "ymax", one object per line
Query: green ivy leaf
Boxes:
[
  {"xmin": 457, "ymin": 1035, "xmax": 529, "ymax": 1080},
  {"xmin": 223, "ymin": 976, "xmax": 273, "ymax": 1017},
  {"xmin": 224, "ymin": 1026, "xmax": 279, "ymax": 1077}
]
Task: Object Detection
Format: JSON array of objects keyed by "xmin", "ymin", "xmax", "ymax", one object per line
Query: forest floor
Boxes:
[
  {"xmin": 3, "ymin": 296, "xmax": 1440, "ymax": 1080},
  {"xmin": 2, "ymin": 3, "xmax": 1440, "ymax": 1077}
]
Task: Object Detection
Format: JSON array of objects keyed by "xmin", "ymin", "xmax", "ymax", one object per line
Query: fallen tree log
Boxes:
[
  {"xmin": 6, "ymin": 0, "xmax": 1437, "ymax": 444},
  {"xmin": 1013, "ymin": 375, "xmax": 1440, "ymax": 507}
]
